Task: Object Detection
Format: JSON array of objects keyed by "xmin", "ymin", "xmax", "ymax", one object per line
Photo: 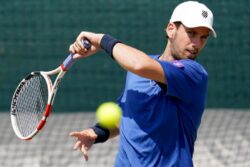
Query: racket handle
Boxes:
[{"xmin": 62, "ymin": 39, "xmax": 91, "ymax": 71}]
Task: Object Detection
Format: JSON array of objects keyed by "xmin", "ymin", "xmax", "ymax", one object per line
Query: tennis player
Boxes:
[{"xmin": 69, "ymin": 1, "xmax": 216, "ymax": 166}]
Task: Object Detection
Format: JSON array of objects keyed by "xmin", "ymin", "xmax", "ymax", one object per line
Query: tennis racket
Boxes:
[{"xmin": 10, "ymin": 39, "xmax": 91, "ymax": 140}]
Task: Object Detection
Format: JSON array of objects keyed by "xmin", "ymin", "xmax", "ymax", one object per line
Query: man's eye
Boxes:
[
  {"xmin": 202, "ymin": 36, "xmax": 208, "ymax": 40},
  {"xmin": 187, "ymin": 31, "xmax": 195, "ymax": 35}
]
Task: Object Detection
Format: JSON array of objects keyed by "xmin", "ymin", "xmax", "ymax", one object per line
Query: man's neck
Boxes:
[{"xmin": 159, "ymin": 43, "xmax": 174, "ymax": 62}]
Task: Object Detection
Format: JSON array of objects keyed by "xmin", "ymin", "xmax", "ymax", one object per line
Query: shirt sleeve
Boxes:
[{"xmin": 157, "ymin": 59, "xmax": 208, "ymax": 102}]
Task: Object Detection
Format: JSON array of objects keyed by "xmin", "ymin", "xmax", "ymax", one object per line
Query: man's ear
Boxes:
[{"xmin": 166, "ymin": 23, "xmax": 176, "ymax": 39}]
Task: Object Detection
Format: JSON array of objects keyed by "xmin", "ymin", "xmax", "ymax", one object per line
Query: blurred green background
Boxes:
[{"xmin": 1, "ymin": 0, "xmax": 249, "ymax": 111}]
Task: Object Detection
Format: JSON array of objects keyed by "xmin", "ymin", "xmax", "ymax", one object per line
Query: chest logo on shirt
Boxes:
[{"xmin": 173, "ymin": 60, "xmax": 184, "ymax": 68}]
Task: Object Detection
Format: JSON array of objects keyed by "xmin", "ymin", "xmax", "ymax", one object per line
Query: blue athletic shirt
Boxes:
[{"xmin": 115, "ymin": 55, "xmax": 208, "ymax": 167}]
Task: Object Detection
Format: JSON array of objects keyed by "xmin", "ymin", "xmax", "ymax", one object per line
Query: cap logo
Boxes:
[{"xmin": 201, "ymin": 10, "xmax": 208, "ymax": 18}]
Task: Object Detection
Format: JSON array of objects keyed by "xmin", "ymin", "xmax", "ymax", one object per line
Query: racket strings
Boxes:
[{"xmin": 15, "ymin": 75, "xmax": 48, "ymax": 137}]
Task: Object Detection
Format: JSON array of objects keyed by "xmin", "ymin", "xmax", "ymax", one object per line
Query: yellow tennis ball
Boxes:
[{"xmin": 96, "ymin": 102, "xmax": 121, "ymax": 129}]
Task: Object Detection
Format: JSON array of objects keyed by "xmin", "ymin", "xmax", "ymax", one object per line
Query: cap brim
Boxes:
[{"xmin": 181, "ymin": 21, "xmax": 217, "ymax": 38}]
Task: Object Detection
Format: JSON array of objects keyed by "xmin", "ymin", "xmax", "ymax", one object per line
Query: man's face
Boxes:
[{"xmin": 167, "ymin": 23, "xmax": 210, "ymax": 60}]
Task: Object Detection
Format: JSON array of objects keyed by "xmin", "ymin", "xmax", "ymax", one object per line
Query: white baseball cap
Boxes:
[{"xmin": 170, "ymin": 1, "xmax": 217, "ymax": 38}]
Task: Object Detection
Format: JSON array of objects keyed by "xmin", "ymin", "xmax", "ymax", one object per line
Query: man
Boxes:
[{"xmin": 69, "ymin": 1, "xmax": 216, "ymax": 166}]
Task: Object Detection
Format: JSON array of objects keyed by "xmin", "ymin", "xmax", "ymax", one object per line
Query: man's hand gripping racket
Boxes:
[{"xmin": 10, "ymin": 40, "xmax": 91, "ymax": 140}]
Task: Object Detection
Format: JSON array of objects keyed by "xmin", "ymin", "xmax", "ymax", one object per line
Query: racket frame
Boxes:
[
  {"xmin": 11, "ymin": 40, "xmax": 90, "ymax": 140},
  {"xmin": 10, "ymin": 67, "xmax": 66, "ymax": 140}
]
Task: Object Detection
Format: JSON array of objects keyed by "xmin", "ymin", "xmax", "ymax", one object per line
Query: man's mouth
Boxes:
[{"xmin": 186, "ymin": 49, "xmax": 198, "ymax": 56}]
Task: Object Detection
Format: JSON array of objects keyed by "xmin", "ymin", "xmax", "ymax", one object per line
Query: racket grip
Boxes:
[{"xmin": 62, "ymin": 39, "xmax": 91, "ymax": 71}]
